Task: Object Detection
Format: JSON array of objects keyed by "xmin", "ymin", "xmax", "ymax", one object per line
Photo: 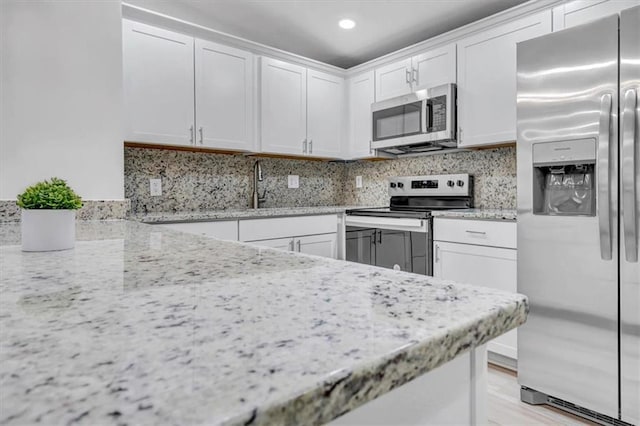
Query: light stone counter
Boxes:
[
  {"xmin": 130, "ymin": 206, "xmax": 369, "ymax": 224},
  {"xmin": 431, "ymin": 208, "xmax": 517, "ymax": 221},
  {"xmin": 0, "ymin": 220, "xmax": 526, "ymax": 425}
]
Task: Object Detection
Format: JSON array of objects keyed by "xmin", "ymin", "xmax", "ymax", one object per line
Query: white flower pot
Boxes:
[{"xmin": 21, "ymin": 209, "xmax": 76, "ymax": 252}]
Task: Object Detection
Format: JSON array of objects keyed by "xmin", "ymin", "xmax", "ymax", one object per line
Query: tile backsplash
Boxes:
[
  {"xmin": 124, "ymin": 146, "xmax": 516, "ymax": 214},
  {"xmin": 124, "ymin": 148, "xmax": 345, "ymax": 213},
  {"xmin": 343, "ymin": 147, "xmax": 516, "ymax": 209}
]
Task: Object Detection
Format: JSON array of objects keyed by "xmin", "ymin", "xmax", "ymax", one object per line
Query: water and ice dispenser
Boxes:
[{"xmin": 532, "ymin": 139, "xmax": 596, "ymax": 216}]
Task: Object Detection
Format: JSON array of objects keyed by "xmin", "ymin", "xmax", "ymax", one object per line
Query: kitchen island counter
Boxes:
[{"xmin": 0, "ymin": 220, "xmax": 526, "ymax": 425}]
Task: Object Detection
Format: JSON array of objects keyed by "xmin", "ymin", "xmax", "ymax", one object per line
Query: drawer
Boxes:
[
  {"xmin": 433, "ymin": 218, "xmax": 516, "ymax": 249},
  {"xmin": 239, "ymin": 214, "xmax": 338, "ymax": 242},
  {"xmin": 158, "ymin": 221, "xmax": 238, "ymax": 241}
]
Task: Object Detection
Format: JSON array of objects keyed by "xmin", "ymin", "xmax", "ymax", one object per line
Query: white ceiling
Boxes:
[{"xmin": 127, "ymin": 0, "xmax": 528, "ymax": 69}]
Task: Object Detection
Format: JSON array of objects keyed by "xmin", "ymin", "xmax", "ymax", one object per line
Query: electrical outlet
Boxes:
[
  {"xmin": 355, "ymin": 176, "xmax": 363, "ymax": 188},
  {"xmin": 150, "ymin": 178, "xmax": 162, "ymax": 196},
  {"xmin": 288, "ymin": 175, "xmax": 299, "ymax": 189}
]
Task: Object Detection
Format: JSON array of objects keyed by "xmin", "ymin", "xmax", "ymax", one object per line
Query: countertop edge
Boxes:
[{"xmin": 226, "ymin": 296, "xmax": 528, "ymax": 426}]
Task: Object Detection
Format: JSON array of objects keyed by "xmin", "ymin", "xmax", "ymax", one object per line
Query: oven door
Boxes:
[{"xmin": 345, "ymin": 216, "xmax": 432, "ymax": 275}]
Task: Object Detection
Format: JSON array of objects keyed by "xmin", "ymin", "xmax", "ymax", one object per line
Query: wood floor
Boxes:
[{"xmin": 487, "ymin": 364, "xmax": 597, "ymax": 425}]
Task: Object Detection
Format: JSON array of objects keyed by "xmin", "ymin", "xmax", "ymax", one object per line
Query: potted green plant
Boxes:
[{"xmin": 17, "ymin": 178, "xmax": 83, "ymax": 252}]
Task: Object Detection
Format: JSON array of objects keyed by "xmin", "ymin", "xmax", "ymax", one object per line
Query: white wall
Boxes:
[{"xmin": 0, "ymin": 0, "xmax": 124, "ymax": 200}]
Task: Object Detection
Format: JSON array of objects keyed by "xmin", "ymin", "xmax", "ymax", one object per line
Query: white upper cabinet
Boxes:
[
  {"xmin": 456, "ymin": 11, "xmax": 551, "ymax": 148},
  {"xmin": 553, "ymin": 0, "xmax": 640, "ymax": 30},
  {"xmin": 260, "ymin": 57, "xmax": 344, "ymax": 158},
  {"xmin": 123, "ymin": 20, "xmax": 195, "ymax": 146},
  {"xmin": 375, "ymin": 58, "xmax": 413, "ymax": 101},
  {"xmin": 412, "ymin": 44, "xmax": 457, "ymax": 90},
  {"xmin": 374, "ymin": 44, "xmax": 456, "ymax": 101},
  {"xmin": 307, "ymin": 69, "xmax": 344, "ymax": 158},
  {"xmin": 347, "ymin": 70, "xmax": 375, "ymax": 159},
  {"xmin": 260, "ymin": 57, "xmax": 308, "ymax": 155},
  {"xmin": 195, "ymin": 39, "xmax": 254, "ymax": 151}
]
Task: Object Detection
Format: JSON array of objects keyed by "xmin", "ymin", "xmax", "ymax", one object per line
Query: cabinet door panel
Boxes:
[
  {"xmin": 297, "ymin": 234, "xmax": 337, "ymax": 259},
  {"xmin": 375, "ymin": 58, "xmax": 413, "ymax": 101},
  {"xmin": 307, "ymin": 70, "xmax": 343, "ymax": 158},
  {"xmin": 457, "ymin": 11, "xmax": 551, "ymax": 147},
  {"xmin": 553, "ymin": 0, "xmax": 639, "ymax": 30},
  {"xmin": 123, "ymin": 20, "xmax": 195, "ymax": 145},
  {"xmin": 195, "ymin": 39, "xmax": 254, "ymax": 151},
  {"xmin": 347, "ymin": 71, "xmax": 375, "ymax": 159},
  {"xmin": 413, "ymin": 43, "xmax": 457, "ymax": 90},
  {"xmin": 434, "ymin": 241, "xmax": 518, "ymax": 359},
  {"xmin": 260, "ymin": 58, "xmax": 307, "ymax": 155},
  {"xmin": 247, "ymin": 237, "xmax": 293, "ymax": 251}
]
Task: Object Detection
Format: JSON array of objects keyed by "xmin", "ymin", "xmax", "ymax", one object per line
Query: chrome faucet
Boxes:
[{"xmin": 251, "ymin": 160, "xmax": 266, "ymax": 209}]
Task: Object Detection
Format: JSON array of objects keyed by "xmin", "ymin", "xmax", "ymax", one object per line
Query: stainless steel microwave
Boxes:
[{"xmin": 371, "ymin": 83, "xmax": 456, "ymax": 155}]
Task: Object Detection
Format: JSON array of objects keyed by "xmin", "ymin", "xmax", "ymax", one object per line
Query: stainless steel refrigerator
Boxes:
[{"xmin": 517, "ymin": 6, "xmax": 639, "ymax": 425}]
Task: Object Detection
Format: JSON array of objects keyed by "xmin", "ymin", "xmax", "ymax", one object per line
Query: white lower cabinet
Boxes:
[
  {"xmin": 433, "ymin": 218, "xmax": 518, "ymax": 361},
  {"xmin": 156, "ymin": 220, "xmax": 238, "ymax": 241},
  {"xmin": 239, "ymin": 214, "xmax": 338, "ymax": 259},
  {"xmin": 249, "ymin": 233, "xmax": 337, "ymax": 258}
]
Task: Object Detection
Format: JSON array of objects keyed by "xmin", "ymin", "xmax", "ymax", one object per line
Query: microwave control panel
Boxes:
[{"xmin": 427, "ymin": 96, "xmax": 447, "ymax": 132}]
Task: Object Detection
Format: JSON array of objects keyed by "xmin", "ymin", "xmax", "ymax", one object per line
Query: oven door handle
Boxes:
[{"xmin": 345, "ymin": 216, "xmax": 428, "ymax": 233}]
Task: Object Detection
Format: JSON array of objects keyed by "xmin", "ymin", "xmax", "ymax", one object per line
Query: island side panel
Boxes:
[{"xmin": 329, "ymin": 345, "xmax": 488, "ymax": 425}]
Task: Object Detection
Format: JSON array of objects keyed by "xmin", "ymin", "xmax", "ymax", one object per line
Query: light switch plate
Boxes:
[
  {"xmin": 288, "ymin": 175, "xmax": 299, "ymax": 189},
  {"xmin": 150, "ymin": 178, "xmax": 162, "ymax": 196},
  {"xmin": 356, "ymin": 176, "xmax": 363, "ymax": 188}
]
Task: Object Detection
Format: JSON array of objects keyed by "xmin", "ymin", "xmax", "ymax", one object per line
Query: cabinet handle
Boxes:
[
  {"xmin": 199, "ymin": 127, "xmax": 204, "ymax": 145},
  {"xmin": 189, "ymin": 125, "xmax": 194, "ymax": 145},
  {"xmin": 435, "ymin": 244, "xmax": 440, "ymax": 262},
  {"xmin": 289, "ymin": 240, "xmax": 294, "ymax": 251},
  {"xmin": 303, "ymin": 139, "xmax": 307, "ymax": 153},
  {"xmin": 412, "ymin": 68, "xmax": 418, "ymax": 85},
  {"xmin": 405, "ymin": 69, "xmax": 411, "ymax": 84},
  {"xmin": 458, "ymin": 127, "xmax": 463, "ymax": 142},
  {"xmin": 296, "ymin": 239, "xmax": 301, "ymax": 252},
  {"xmin": 370, "ymin": 140, "xmax": 373, "ymax": 155},
  {"xmin": 465, "ymin": 230, "xmax": 487, "ymax": 235},
  {"xmin": 309, "ymin": 139, "xmax": 313, "ymax": 154}
]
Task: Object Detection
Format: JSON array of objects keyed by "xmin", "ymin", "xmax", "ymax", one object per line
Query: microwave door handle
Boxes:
[
  {"xmin": 422, "ymin": 100, "xmax": 429, "ymax": 133},
  {"xmin": 622, "ymin": 88, "xmax": 638, "ymax": 262},
  {"xmin": 598, "ymin": 93, "xmax": 613, "ymax": 261}
]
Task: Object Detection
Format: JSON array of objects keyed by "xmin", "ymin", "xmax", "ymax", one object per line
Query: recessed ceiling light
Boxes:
[{"xmin": 339, "ymin": 19, "xmax": 356, "ymax": 30}]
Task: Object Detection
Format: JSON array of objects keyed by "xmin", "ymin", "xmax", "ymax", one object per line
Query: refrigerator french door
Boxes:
[{"xmin": 516, "ymin": 6, "xmax": 639, "ymax": 425}]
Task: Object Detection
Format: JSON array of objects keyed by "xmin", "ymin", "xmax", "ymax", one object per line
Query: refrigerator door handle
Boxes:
[
  {"xmin": 598, "ymin": 93, "xmax": 613, "ymax": 261},
  {"xmin": 622, "ymin": 88, "xmax": 638, "ymax": 262}
]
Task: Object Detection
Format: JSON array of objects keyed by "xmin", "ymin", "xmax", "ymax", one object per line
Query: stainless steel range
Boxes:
[{"xmin": 345, "ymin": 174, "xmax": 473, "ymax": 275}]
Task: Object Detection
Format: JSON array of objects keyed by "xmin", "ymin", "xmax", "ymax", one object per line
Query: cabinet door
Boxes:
[
  {"xmin": 248, "ymin": 237, "xmax": 293, "ymax": 251},
  {"xmin": 375, "ymin": 58, "xmax": 413, "ymax": 101},
  {"xmin": 413, "ymin": 43, "xmax": 457, "ymax": 90},
  {"xmin": 123, "ymin": 20, "xmax": 195, "ymax": 146},
  {"xmin": 457, "ymin": 11, "xmax": 551, "ymax": 148},
  {"xmin": 347, "ymin": 71, "xmax": 375, "ymax": 159},
  {"xmin": 195, "ymin": 39, "xmax": 254, "ymax": 151},
  {"xmin": 433, "ymin": 241, "xmax": 518, "ymax": 359},
  {"xmin": 296, "ymin": 233, "xmax": 337, "ymax": 259},
  {"xmin": 260, "ymin": 57, "xmax": 307, "ymax": 155},
  {"xmin": 307, "ymin": 70, "xmax": 344, "ymax": 158},
  {"xmin": 553, "ymin": 0, "xmax": 639, "ymax": 30}
]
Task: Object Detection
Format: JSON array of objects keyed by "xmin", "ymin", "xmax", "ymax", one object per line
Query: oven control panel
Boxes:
[{"xmin": 388, "ymin": 174, "xmax": 472, "ymax": 197}]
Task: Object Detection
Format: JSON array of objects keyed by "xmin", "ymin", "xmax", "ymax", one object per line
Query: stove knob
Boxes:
[
  {"xmin": 397, "ymin": 182, "xmax": 404, "ymax": 189},
  {"xmin": 457, "ymin": 180, "xmax": 465, "ymax": 187},
  {"xmin": 447, "ymin": 180, "xmax": 455, "ymax": 187},
  {"xmin": 390, "ymin": 182, "xmax": 397, "ymax": 188}
]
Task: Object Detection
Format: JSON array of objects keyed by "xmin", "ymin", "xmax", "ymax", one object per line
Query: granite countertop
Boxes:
[
  {"xmin": 0, "ymin": 221, "xmax": 527, "ymax": 425},
  {"xmin": 431, "ymin": 209, "xmax": 517, "ymax": 221},
  {"xmin": 131, "ymin": 206, "xmax": 516, "ymax": 224},
  {"xmin": 131, "ymin": 206, "xmax": 364, "ymax": 224}
]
